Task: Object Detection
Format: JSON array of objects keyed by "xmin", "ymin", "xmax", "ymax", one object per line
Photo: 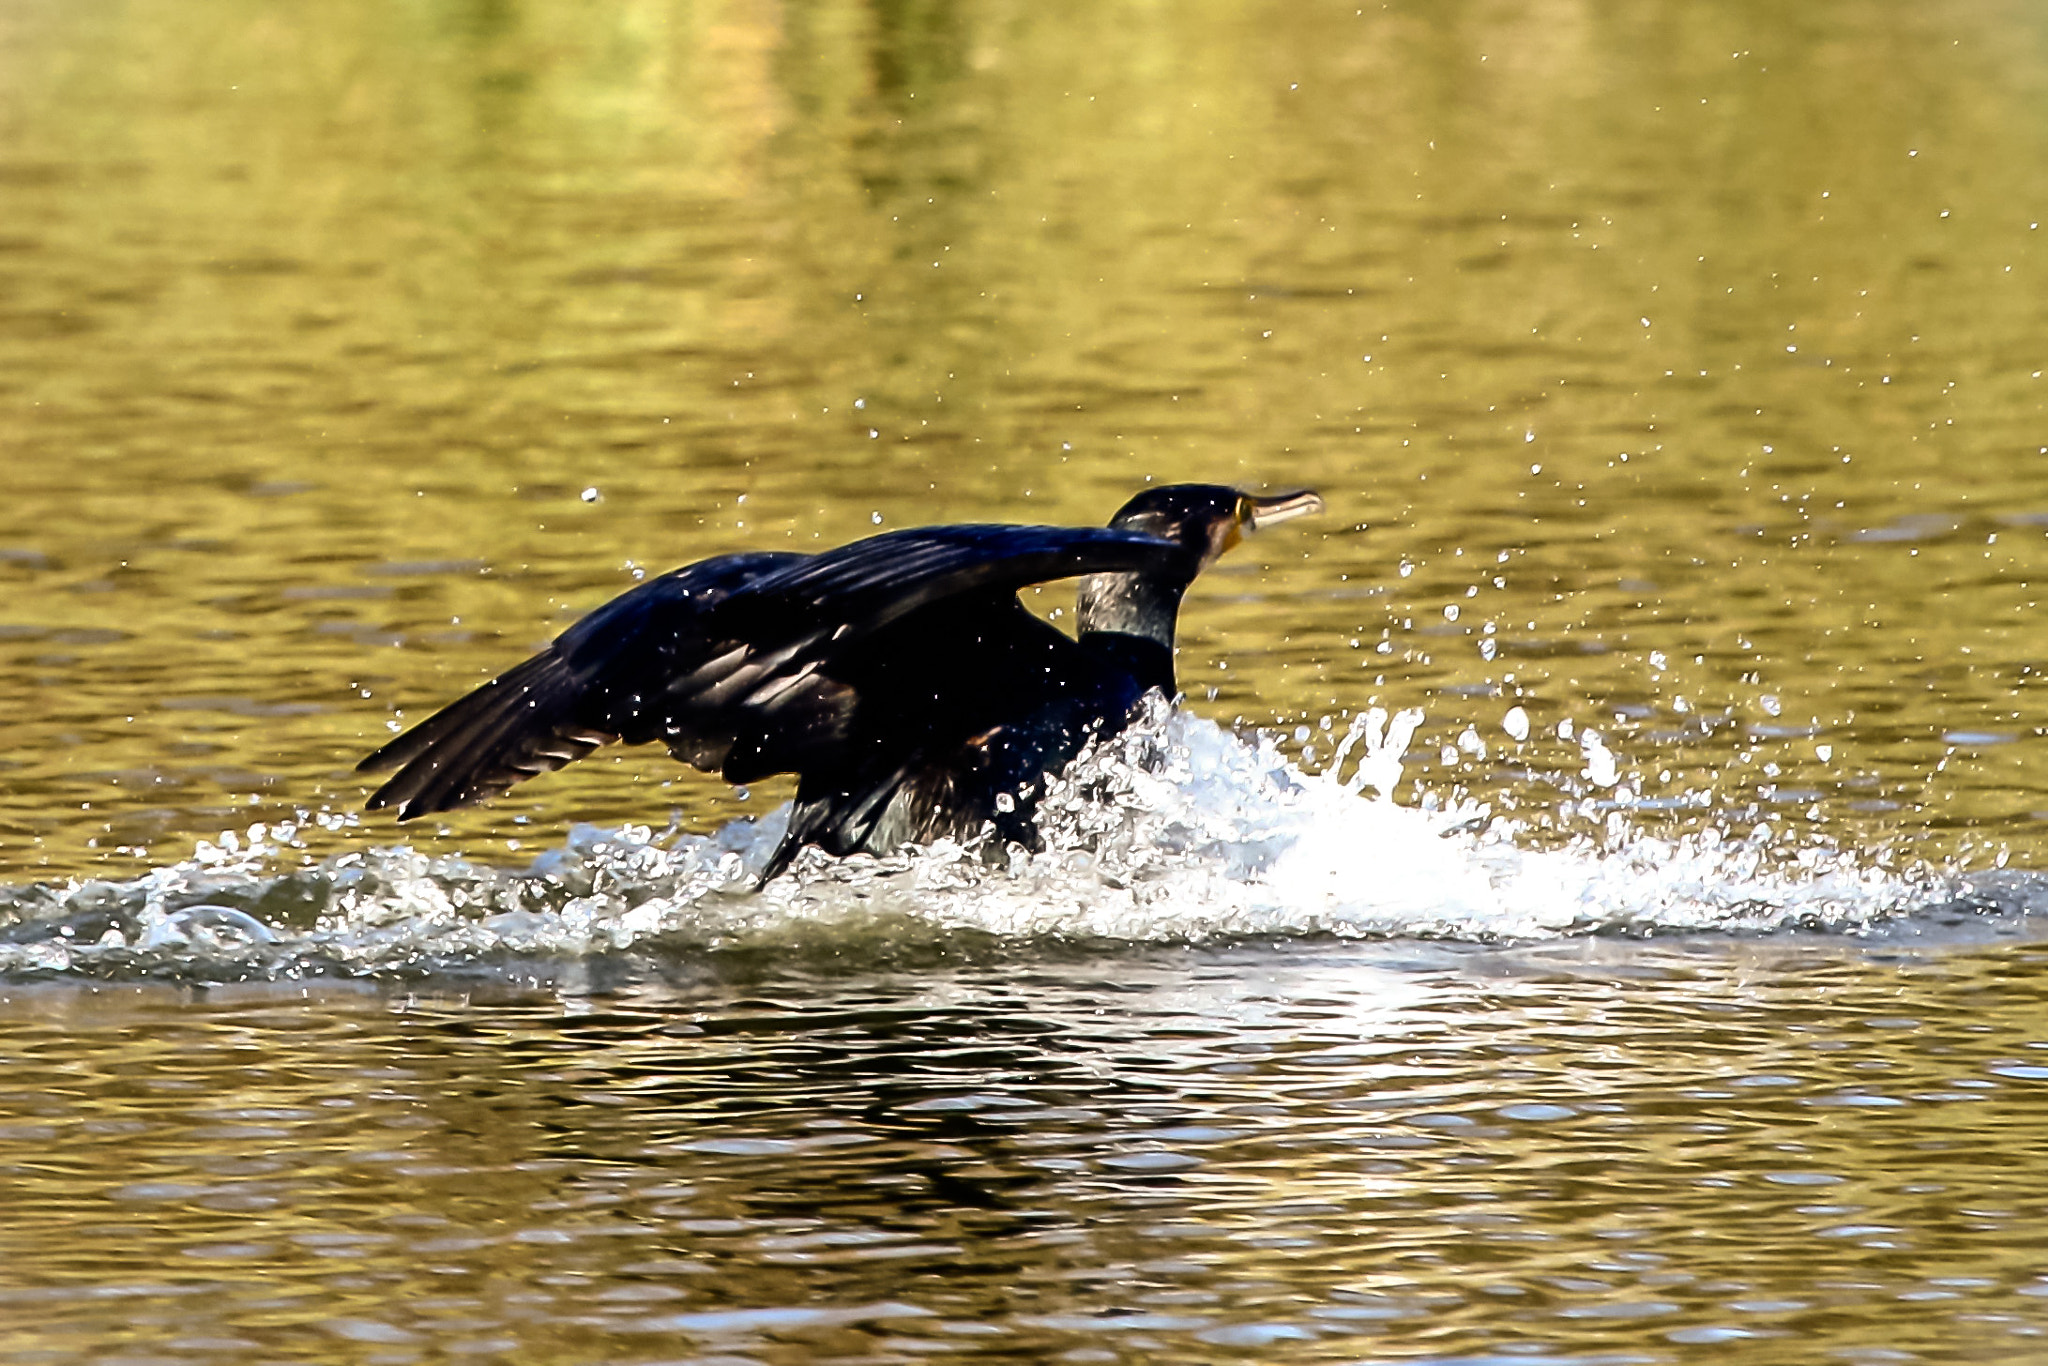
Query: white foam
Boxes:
[
  {"xmin": 804, "ymin": 700, "xmax": 1941, "ymax": 943},
  {"xmin": 0, "ymin": 702, "xmax": 1964, "ymax": 980}
]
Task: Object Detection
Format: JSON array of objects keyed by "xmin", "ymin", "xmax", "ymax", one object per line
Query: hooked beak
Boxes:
[
  {"xmin": 1242, "ymin": 488, "xmax": 1325, "ymax": 531},
  {"xmin": 1215, "ymin": 487, "xmax": 1324, "ymax": 559}
]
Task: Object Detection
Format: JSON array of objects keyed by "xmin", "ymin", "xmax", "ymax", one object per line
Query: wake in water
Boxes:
[{"xmin": 0, "ymin": 700, "xmax": 2003, "ymax": 982}]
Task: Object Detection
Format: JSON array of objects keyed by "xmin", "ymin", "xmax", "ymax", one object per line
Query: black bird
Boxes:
[{"xmin": 357, "ymin": 483, "xmax": 1323, "ymax": 881}]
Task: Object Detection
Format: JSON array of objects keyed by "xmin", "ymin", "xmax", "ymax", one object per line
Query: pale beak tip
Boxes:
[{"xmin": 1244, "ymin": 489, "xmax": 1325, "ymax": 530}]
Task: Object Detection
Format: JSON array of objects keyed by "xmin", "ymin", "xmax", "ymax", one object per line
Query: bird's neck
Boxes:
[{"xmin": 1077, "ymin": 572, "xmax": 1183, "ymax": 694}]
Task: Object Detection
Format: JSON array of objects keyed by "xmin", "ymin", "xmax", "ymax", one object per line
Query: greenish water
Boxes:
[{"xmin": 7, "ymin": 0, "xmax": 2048, "ymax": 1360}]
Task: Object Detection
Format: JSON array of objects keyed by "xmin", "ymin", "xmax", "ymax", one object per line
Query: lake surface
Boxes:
[{"xmin": 8, "ymin": 0, "xmax": 2048, "ymax": 1360}]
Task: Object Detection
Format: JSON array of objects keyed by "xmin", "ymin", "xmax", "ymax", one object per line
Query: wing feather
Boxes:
[
  {"xmin": 360, "ymin": 653, "xmax": 608, "ymax": 817},
  {"xmin": 358, "ymin": 526, "xmax": 1180, "ymax": 820}
]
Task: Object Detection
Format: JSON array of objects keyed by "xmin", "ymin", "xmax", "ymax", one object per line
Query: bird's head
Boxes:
[
  {"xmin": 1107, "ymin": 483, "xmax": 1326, "ymax": 566},
  {"xmin": 1079, "ymin": 483, "xmax": 1324, "ymax": 674}
]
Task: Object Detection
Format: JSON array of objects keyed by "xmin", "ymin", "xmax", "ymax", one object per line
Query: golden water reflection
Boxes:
[
  {"xmin": 5, "ymin": 939, "xmax": 2048, "ymax": 1361},
  {"xmin": 5, "ymin": 0, "xmax": 2048, "ymax": 875},
  {"xmin": 8, "ymin": 6, "xmax": 2048, "ymax": 1356}
]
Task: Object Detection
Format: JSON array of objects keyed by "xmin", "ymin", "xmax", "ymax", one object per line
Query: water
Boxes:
[
  {"xmin": 12, "ymin": 938, "xmax": 2048, "ymax": 1363},
  {"xmin": 0, "ymin": 702, "xmax": 2002, "ymax": 986},
  {"xmin": 9, "ymin": 0, "xmax": 2048, "ymax": 1359}
]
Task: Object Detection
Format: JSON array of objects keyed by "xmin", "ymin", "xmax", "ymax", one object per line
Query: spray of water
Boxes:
[{"xmin": 0, "ymin": 700, "xmax": 1982, "ymax": 982}]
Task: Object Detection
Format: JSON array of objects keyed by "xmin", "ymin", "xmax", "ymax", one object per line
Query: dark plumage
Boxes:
[{"xmin": 358, "ymin": 483, "xmax": 1323, "ymax": 880}]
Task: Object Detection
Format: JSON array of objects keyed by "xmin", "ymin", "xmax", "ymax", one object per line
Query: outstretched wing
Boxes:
[
  {"xmin": 358, "ymin": 525, "xmax": 1183, "ymax": 820},
  {"xmin": 357, "ymin": 551, "xmax": 806, "ymax": 818}
]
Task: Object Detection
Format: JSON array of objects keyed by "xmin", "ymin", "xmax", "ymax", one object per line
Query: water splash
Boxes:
[{"xmin": 0, "ymin": 701, "xmax": 1997, "ymax": 983}]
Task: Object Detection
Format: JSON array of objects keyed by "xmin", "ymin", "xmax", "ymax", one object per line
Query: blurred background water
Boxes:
[{"xmin": 7, "ymin": 0, "xmax": 2048, "ymax": 1360}]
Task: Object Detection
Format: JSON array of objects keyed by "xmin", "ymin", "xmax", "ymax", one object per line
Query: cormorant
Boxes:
[{"xmin": 357, "ymin": 483, "xmax": 1323, "ymax": 880}]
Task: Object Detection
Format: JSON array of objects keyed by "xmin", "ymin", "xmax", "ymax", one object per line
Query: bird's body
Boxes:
[{"xmin": 358, "ymin": 485, "xmax": 1321, "ymax": 880}]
